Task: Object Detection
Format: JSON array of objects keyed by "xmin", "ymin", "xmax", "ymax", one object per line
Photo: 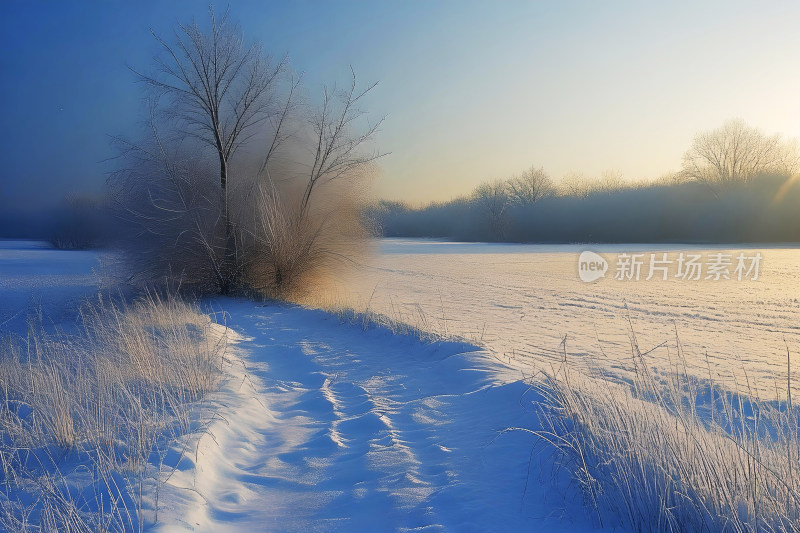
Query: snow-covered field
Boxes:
[
  {"xmin": 0, "ymin": 240, "xmax": 111, "ymax": 331},
  {"xmin": 1, "ymin": 239, "xmax": 798, "ymax": 531},
  {"xmin": 334, "ymin": 239, "xmax": 800, "ymax": 397}
]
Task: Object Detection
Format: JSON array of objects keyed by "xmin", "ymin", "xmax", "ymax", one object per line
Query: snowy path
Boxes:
[{"xmin": 154, "ymin": 299, "xmax": 604, "ymax": 532}]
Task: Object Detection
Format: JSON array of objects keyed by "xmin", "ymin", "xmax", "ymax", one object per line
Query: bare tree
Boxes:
[
  {"xmin": 596, "ymin": 169, "xmax": 625, "ymax": 192},
  {"xmin": 301, "ymin": 68, "xmax": 384, "ymax": 217},
  {"xmin": 682, "ymin": 119, "xmax": 799, "ymax": 186},
  {"xmin": 507, "ymin": 166, "xmax": 555, "ymax": 205},
  {"xmin": 131, "ymin": 7, "xmax": 289, "ymax": 221},
  {"xmin": 473, "ymin": 180, "xmax": 510, "ymax": 238},
  {"xmin": 238, "ymin": 68, "xmax": 384, "ymax": 296},
  {"xmin": 559, "ymin": 172, "xmax": 592, "ymax": 198},
  {"xmin": 115, "ymin": 8, "xmax": 382, "ymax": 296}
]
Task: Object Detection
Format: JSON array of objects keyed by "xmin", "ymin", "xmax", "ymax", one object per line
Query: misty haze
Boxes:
[{"xmin": 1, "ymin": 2, "xmax": 798, "ymax": 533}]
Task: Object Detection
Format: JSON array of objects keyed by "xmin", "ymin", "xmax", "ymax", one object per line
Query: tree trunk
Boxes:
[
  {"xmin": 219, "ymin": 155, "xmax": 235, "ymax": 294},
  {"xmin": 219, "ymin": 154, "xmax": 228, "ymax": 215}
]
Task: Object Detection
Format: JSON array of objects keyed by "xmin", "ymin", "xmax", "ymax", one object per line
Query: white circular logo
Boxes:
[{"xmin": 578, "ymin": 251, "xmax": 608, "ymax": 282}]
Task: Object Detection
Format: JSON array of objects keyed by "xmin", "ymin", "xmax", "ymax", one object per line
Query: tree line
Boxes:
[{"xmin": 373, "ymin": 120, "xmax": 800, "ymax": 243}]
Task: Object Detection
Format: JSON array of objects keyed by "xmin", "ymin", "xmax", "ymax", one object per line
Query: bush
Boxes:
[
  {"xmin": 110, "ymin": 144, "xmax": 376, "ymax": 299},
  {"xmin": 238, "ymin": 178, "xmax": 373, "ymax": 300}
]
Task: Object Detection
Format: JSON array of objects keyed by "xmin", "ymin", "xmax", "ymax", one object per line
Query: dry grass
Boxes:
[
  {"xmin": 524, "ymin": 325, "xmax": 799, "ymax": 532},
  {"xmin": 236, "ymin": 176, "xmax": 373, "ymax": 301},
  {"xmin": 0, "ymin": 294, "xmax": 225, "ymax": 532},
  {"xmin": 303, "ymin": 288, "xmax": 461, "ymax": 345}
]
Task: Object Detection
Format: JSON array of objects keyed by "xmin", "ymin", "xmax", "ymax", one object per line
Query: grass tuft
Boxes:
[
  {"xmin": 0, "ymin": 293, "xmax": 225, "ymax": 532},
  {"xmin": 527, "ymin": 325, "xmax": 800, "ymax": 532}
]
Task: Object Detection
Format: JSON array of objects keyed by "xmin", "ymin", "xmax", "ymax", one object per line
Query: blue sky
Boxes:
[{"xmin": 2, "ymin": 0, "xmax": 799, "ymax": 212}]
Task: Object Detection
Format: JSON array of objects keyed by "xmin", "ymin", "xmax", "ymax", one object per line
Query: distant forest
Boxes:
[
  {"xmin": 372, "ymin": 121, "xmax": 800, "ymax": 244},
  {"xmin": 371, "ymin": 174, "xmax": 799, "ymax": 243}
]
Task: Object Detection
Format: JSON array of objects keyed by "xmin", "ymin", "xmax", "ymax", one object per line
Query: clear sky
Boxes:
[{"xmin": 2, "ymin": 0, "xmax": 799, "ymax": 212}]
